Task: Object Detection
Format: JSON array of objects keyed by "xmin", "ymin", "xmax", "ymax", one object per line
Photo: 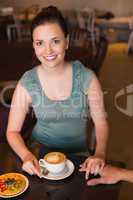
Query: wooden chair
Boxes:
[
  {"xmin": 6, "ymin": 22, "xmax": 31, "ymax": 42},
  {"xmin": 76, "ymin": 8, "xmax": 99, "ymax": 54},
  {"xmin": 69, "ymin": 27, "xmax": 91, "ymax": 48}
]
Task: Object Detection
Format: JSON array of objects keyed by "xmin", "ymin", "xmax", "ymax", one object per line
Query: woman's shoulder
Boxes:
[
  {"xmin": 72, "ymin": 60, "xmax": 94, "ymax": 76},
  {"xmin": 19, "ymin": 66, "xmax": 38, "ymax": 89},
  {"xmin": 21, "ymin": 66, "xmax": 37, "ymax": 80},
  {"xmin": 72, "ymin": 60, "xmax": 95, "ymax": 94}
]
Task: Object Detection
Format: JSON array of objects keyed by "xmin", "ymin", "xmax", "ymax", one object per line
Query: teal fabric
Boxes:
[{"xmin": 20, "ymin": 60, "xmax": 94, "ymax": 153}]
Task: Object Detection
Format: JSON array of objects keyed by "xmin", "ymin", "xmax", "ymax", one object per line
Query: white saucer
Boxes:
[{"xmin": 40, "ymin": 159, "xmax": 75, "ymax": 180}]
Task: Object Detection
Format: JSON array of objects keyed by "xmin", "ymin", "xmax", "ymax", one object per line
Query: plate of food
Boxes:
[{"xmin": 0, "ymin": 173, "xmax": 29, "ymax": 198}]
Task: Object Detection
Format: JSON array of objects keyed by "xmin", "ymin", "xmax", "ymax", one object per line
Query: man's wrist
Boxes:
[{"xmin": 119, "ymin": 169, "xmax": 133, "ymax": 182}]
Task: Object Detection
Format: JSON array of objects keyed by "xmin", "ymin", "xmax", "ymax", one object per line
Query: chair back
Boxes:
[
  {"xmin": 76, "ymin": 8, "xmax": 97, "ymax": 53},
  {"xmin": 69, "ymin": 27, "xmax": 91, "ymax": 48},
  {"xmin": 77, "ymin": 8, "xmax": 95, "ymax": 32},
  {"xmin": 7, "ymin": 23, "xmax": 31, "ymax": 41}
]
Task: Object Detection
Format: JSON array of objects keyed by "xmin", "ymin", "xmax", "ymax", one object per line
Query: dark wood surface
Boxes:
[{"xmin": 0, "ymin": 142, "xmax": 122, "ymax": 200}]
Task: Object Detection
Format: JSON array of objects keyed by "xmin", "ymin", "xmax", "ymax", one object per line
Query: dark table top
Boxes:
[{"xmin": 0, "ymin": 142, "xmax": 123, "ymax": 200}]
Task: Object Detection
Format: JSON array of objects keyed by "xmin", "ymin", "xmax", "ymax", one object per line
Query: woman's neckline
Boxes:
[{"xmin": 34, "ymin": 61, "xmax": 75, "ymax": 102}]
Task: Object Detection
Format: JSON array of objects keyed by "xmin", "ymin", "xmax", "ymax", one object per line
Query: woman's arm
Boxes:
[
  {"xmin": 6, "ymin": 82, "xmax": 40, "ymax": 176},
  {"xmin": 79, "ymin": 75, "xmax": 109, "ymax": 178},
  {"xmin": 87, "ymin": 75, "xmax": 109, "ymax": 157},
  {"xmin": 7, "ymin": 82, "xmax": 31, "ymax": 160}
]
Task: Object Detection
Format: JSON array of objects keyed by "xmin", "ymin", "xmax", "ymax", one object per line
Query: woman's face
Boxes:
[{"xmin": 33, "ymin": 22, "xmax": 69, "ymax": 69}]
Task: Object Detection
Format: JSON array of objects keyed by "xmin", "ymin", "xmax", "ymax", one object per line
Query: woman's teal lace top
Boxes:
[{"xmin": 20, "ymin": 60, "xmax": 94, "ymax": 152}]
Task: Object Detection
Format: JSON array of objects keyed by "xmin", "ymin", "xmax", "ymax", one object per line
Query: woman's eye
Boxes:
[
  {"xmin": 53, "ymin": 39, "xmax": 60, "ymax": 44},
  {"xmin": 35, "ymin": 41, "xmax": 43, "ymax": 46}
]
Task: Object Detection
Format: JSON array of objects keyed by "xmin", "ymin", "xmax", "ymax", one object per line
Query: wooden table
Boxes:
[
  {"xmin": 95, "ymin": 17, "xmax": 133, "ymax": 42},
  {"xmin": 0, "ymin": 142, "xmax": 124, "ymax": 200},
  {"xmin": 96, "ymin": 17, "xmax": 133, "ymax": 30}
]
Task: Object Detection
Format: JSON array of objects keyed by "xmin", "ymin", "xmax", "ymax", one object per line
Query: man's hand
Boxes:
[
  {"xmin": 22, "ymin": 152, "xmax": 41, "ymax": 177},
  {"xmin": 87, "ymin": 165, "xmax": 123, "ymax": 186}
]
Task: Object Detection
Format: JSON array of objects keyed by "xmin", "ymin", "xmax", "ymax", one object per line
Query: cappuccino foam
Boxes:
[{"xmin": 44, "ymin": 152, "xmax": 66, "ymax": 164}]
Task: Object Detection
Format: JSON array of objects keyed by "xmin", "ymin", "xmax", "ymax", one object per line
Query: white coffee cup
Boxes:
[{"xmin": 39, "ymin": 152, "xmax": 67, "ymax": 174}]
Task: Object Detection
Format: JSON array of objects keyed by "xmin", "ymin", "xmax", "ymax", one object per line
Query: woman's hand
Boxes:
[
  {"xmin": 22, "ymin": 152, "xmax": 41, "ymax": 177},
  {"xmin": 79, "ymin": 154, "xmax": 105, "ymax": 179}
]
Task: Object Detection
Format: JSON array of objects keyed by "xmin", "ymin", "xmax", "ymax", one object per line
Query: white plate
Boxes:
[
  {"xmin": 40, "ymin": 159, "xmax": 75, "ymax": 180},
  {"xmin": 0, "ymin": 173, "xmax": 29, "ymax": 198}
]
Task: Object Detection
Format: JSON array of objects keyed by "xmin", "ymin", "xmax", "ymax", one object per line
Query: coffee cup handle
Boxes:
[{"xmin": 39, "ymin": 159, "xmax": 46, "ymax": 167}]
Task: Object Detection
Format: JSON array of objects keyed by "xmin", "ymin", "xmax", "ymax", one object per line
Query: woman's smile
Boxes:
[{"xmin": 44, "ymin": 54, "xmax": 57, "ymax": 61}]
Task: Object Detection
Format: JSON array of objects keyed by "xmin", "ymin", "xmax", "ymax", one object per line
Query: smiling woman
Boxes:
[{"xmin": 6, "ymin": 6, "xmax": 108, "ymax": 180}]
